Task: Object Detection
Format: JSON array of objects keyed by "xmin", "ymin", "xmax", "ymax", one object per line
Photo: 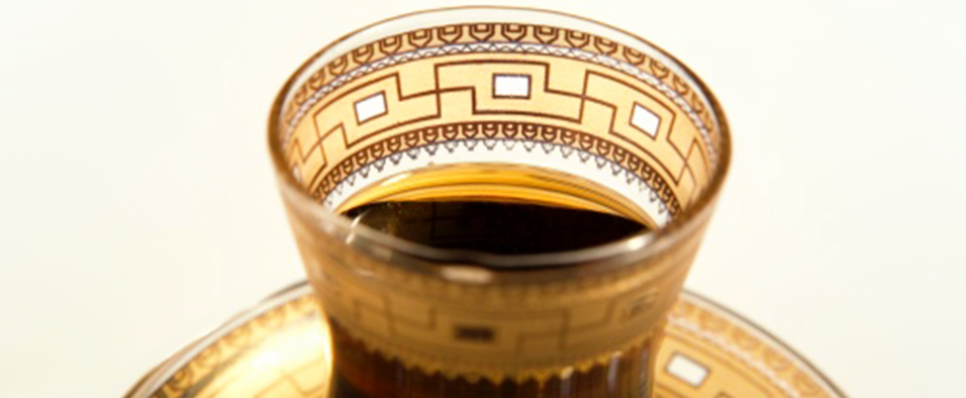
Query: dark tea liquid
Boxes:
[
  {"xmin": 343, "ymin": 200, "xmax": 647, "ymax": 254},
  {"xmin": 325, "ymin": 166, "xmax": 658, "ymax": 398}
]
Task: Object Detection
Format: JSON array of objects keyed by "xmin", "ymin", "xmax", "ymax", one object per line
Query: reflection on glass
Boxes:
[{"xmin": 266, "ymin": 7, "xmax": 731, "ymax": 398}]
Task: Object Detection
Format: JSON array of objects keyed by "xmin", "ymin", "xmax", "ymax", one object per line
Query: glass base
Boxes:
[{"xmin": 125, "ymin": 281, "xmax": 846, "ymax": 398}]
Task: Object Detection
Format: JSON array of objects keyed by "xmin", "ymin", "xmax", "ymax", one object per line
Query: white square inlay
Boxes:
[
  {"xmin": 631, "ymin": 103, "xmax": 661, "ymax": 138},
  {"xmin": 666, "ymin": 353, "xmax": 709, "ymax": 387},
  {"xmin": 493, "ymin": 74, "xmax": 530, "ymax": 98},
  {"xmin": 354, "ymin": 93, "xmax": 387, "ymax": 123}
]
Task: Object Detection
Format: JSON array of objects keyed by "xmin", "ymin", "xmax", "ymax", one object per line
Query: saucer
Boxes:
[{"xmin": 126, "ymin": 282, "xmax": 846, "ymax": 398}]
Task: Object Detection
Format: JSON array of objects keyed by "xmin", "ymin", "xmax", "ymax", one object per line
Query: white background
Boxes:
[{"xmin": 1, "ymin": 1, "xmax": 964, "ymax": 397}]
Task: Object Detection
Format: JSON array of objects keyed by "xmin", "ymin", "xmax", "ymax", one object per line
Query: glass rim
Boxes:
[{"xmin": 267, "ymin": 5, "xmax": 732, "ymax": 269}]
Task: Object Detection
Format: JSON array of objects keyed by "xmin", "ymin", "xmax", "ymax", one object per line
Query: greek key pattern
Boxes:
[
  {"xmin": 285, "ymin": 49, "xmax": 717, "ymax": 213},
  {"xmin": 282, "ymin": 23, "xmax": 719, "ymax": 154},
  {"xmin": 267, "ymin": 16, "xmax": 734, "ymax": 387},
  {"xmin": 660, "ymin": 298, "xmax": 840, "ymax": 398},
  {"xmin": 283, "ymin": 39, "xmax": 718, "ymax": 165},
  {"xmin": 287, "ymin": 211, "xmax": 703, "ymax": 380},
  {"xmin": 137, "ymin": 286, "xmax": 844, "ymax": 398}
]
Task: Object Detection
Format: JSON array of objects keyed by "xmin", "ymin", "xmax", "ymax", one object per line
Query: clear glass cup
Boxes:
[{"xmin": 268, "ymin": 6, "xmax": 730, "ymax": 398}]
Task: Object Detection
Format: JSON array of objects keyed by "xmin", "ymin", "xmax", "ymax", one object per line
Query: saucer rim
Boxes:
[{"xmin": 123, "ymin": 280, "xmax": 848, "ymax": 398}]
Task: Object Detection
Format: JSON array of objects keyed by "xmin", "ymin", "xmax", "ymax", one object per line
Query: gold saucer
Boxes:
[{"xmin": 126, "ymin": 282, "xmax": 846, "ymax": 398}]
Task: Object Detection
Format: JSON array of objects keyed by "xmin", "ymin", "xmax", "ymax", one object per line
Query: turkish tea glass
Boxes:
[{"xmin": 268, "ymin": 7, "xmax": 730, "ymax": 398}]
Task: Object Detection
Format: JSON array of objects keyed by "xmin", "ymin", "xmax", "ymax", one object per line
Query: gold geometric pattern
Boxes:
[
  {"xmin": 282, "ymin": 23, "xmax": 721, "ymax": 215},
  {"xmin": 126, "ymin": 284, "xmax": 845, "ymax": 398},
  {"xmin": 281, "ymin": 23, "xmax": 719, "ymax": 143},
  {"xmin": 314, "ymin": 121, "xmax": 683, "ymax": 216},
  {"xmin": 269, "ymin": 14, "xmax": 733, "ymax": 388},
  {"xmin": 286, "ymin": 206, "xmax": 704, "ymax": 380}
]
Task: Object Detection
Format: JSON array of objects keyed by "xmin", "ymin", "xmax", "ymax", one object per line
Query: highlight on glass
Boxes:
[{"xmin": 267, "ymin": 7, "xmax": 731, "ymax": 398}]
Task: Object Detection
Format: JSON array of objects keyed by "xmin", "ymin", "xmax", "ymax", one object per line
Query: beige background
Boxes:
[{"xmin": 1, "ymin": 1, "xmax": 964, "ymax": 397}]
